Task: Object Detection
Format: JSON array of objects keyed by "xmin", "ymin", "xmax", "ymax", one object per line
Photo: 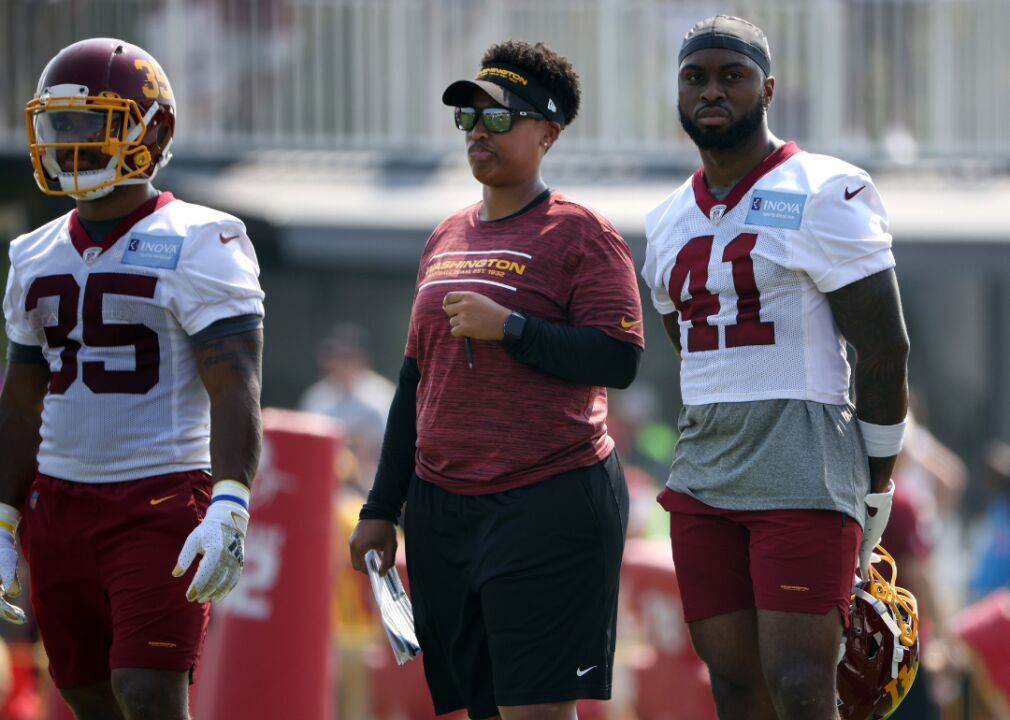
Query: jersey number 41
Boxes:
[{"xmin": 669, "ymin": 232, "xmax": 775, "ymax": 352}]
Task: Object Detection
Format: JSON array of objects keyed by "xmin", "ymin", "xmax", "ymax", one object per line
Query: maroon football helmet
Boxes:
[
  {"xmin": 24, "ymin": 38, "xmax": 176, "ymax": 200},
  {"xmin": 837, "ymin": 545, "xmax": 920, "ymax": 720}
]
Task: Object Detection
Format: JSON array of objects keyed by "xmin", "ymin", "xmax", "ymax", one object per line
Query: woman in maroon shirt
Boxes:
[{"xmin": 350, "ymin": 40, "xmax": 644, "ymax": 720}]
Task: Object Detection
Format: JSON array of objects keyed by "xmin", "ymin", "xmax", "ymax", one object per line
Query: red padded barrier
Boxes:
[
  {"xmin": 194, "ymin": 409, "xmax": 341, "ymax": 720},
  {"xmin": 620, "ymin": 538, "xmax": 717, "ymax": 720},
  {"xmin": 953, "ymin": 588, "xmax": 1010, "ymax": 709}
]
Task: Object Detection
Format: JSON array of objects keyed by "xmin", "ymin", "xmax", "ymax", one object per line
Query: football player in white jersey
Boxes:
[
  {"xmin": 0, "ymin": 39, "xmax": 263, "ymax": 720},
  {"xmin": 642, "ymin": 16, "xmax": 910, "ymax": 720}
]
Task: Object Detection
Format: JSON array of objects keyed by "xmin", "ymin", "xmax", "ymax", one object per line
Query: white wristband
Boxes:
[
  {"xmin": 858, "ymin": 419, "xmax": 907, "ymax": 457},
  {"xmin": 210, "ymin": 480, "xmax": 251, "ymax": 511}
]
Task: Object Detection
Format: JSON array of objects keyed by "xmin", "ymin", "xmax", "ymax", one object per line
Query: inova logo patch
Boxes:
[
  {"xmin": 122, "ymin": 233, "xmax": 184, "ymax": 269},
  {"xmin": 745, "ymin": 190, "xmax": 807, "ymax": 229}
]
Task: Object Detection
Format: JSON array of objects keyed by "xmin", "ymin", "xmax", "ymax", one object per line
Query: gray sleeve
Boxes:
[
  {"xmin": 188, "ymin": 314, "xmax": 264, "ymax": 347},
  {"xmin": 6, "ymin": 341, "xmax": 46, "ymax": 365}
]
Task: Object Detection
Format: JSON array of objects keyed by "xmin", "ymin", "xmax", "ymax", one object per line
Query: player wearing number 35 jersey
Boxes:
[
  {"xmin": 5, "ymin": 196, "xmax": 262, "ymax": 482},
  {"xmin": 642, "ymin": 16, "xmax": 911, "ymax": 720},
  {"xmin": 0, "ymin": 38, "xmax": 263, "ymax": 720}
]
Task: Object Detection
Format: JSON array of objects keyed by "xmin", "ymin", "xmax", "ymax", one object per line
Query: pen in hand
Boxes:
[{"xmin": 464, "ymin": 337, "xmax": 473, "ymax": 369}]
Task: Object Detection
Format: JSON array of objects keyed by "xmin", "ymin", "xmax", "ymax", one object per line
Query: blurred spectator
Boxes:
[
  {"xmin": 623, "ymin": 466, "xmax": 663, "ymax": 540},
  {"xmin": 968, "ymin": 440, "xmax": 1010, "ymax": 601},
  {"xmin": 895, "ymin": 391, "xmax": 967, "ymax": 519},
  {"xmin": 893, "ymin": 390, "xmax": 969, "ymax": 615},
  {"xmin": 298, "ymin": 324, "xmax": 395, "ymax": 493},
  {"xmin": 881, "ymin": 479, "xmax": 944, "ymax": 719},
  {"xmin": 609, "ymin": 383, "xmax": 678, "ymax": 540},
  {"xmin": 883, "ymin": 395, "xmax": 970, "ymax": 717},
  {"xmin": 300, "ymin": 326, "xmax": 395, "ymax": 716},
  {"xmin": 610, "ymin": 382, "xmax": 679, "ymax": 487}
]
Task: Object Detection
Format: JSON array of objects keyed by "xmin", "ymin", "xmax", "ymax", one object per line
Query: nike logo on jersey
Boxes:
[
  {"xmin": 219, "ymin": 233, "xmax": 240, "ymax": 244},
  {"xmin": 844, "ymin": 185, "xmax": 866, "ymax": 201},
  {"xmin": 150, "ymin": 494, "xmax": 178, "ymax": 506},
  {"xmin": 620, "ymin": 317, "xmax": 641, "ymax": 329},
  {"xmin": 576, "ymin": 665, "xmax": 597, "ymax": 677}
]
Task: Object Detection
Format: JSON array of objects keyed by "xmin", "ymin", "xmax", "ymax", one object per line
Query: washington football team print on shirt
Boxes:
[{"xmin": 406, "ymin": 192, "xmax": 644, "ymax": 495}]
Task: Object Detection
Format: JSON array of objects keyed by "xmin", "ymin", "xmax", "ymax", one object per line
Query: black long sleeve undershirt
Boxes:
[
  {"xmin": 359, "ymin": 356, "xmax": 420, "ymax": 524},
  {"xmin": 358, "ymin": 313, "xmax": 642, "ymax": 524},
  {"xmin": 504, "ymin": 314, "xmax": 641, "ymax": 389}
]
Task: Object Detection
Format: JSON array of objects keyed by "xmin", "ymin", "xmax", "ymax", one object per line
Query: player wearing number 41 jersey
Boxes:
[
  {"xmin": 0, "ymin": 38, "xmax": 263, "ymax": 720},
  {"xmin": 642, "ymin": 16, "xmax": 912, "ymax": 720}
]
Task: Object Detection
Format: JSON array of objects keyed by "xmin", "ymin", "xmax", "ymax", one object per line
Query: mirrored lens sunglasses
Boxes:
[{"xmin": 454, "ymin": 106, "xmax": 545, "ymax": 133}]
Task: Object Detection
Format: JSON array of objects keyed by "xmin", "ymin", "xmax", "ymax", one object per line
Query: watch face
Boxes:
[{"xmin": 505, "ymin": 311, "xmax": 526, "ymax": 340}]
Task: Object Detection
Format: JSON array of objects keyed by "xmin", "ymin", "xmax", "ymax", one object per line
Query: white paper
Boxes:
[{"xmin": 365, "ymin": 549, "xmax": 422, "ymax": 665}]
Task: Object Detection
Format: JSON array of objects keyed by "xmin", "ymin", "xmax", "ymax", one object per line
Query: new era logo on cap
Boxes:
[{"xmin": 442, "ymin": 62, "xmax": 567, "ymax": 125}]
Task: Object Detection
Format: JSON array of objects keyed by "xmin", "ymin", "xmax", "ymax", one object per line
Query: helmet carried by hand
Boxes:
[{"xmin": 837, "ymin": 545, "xmax": 919, "ymax": 719}]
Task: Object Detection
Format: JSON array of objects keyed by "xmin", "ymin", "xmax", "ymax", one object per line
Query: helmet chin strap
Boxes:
[
  {"xmin": 853, "ymin": 585, "xmax": 904, "ymax": 680},
  {"xmin": 61, "ymin": 160, "xmax": 119, "ymax": 200}
]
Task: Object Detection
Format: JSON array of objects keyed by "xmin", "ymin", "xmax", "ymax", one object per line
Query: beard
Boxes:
[
  {"xmin": 56, "ymin": 149, "xmax": 109, "ymax": 172},
  {"xmin": 678, "ymin": 96, "xmax": 766, "ymax": 151}
]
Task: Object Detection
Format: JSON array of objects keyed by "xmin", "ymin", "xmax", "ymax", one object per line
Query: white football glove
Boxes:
[
  {"xmin": 0, "ymin": 503, "xmax": 26, "ymax": 625},
  {"xmin": 173, "ymin": 480, "xmax": 250, "ymax": 603},
  {"xmin": 858, "ymin": 480, "xmax": 894, "ymax": 579}
]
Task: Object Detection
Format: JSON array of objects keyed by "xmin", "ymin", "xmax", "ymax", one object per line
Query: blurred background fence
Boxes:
[{"xmin": 2, "ymin": 0, "xmax": 1010, "ymax": 166}]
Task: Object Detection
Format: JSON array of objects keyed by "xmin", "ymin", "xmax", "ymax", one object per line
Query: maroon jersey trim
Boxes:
[
  {"xmin": 691, "ymin": 142, "xmax": 801, "ymax": 218},
  {"xmin": 69, "ymin": 192, "xmax": 176, "ymax": 259}
]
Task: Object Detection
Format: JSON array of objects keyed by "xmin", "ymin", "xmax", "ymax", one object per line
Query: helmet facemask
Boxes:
[
  {"xmin": 26, "ymin": 83, "xmax": 170, "ymax": 200},
  {"xmin": 859, "ymin": 547, "xmax": 919, "ymax": 653},
  {"xmin": 837, "ymin": 545, "xmax": 920, "ymax": 719}
]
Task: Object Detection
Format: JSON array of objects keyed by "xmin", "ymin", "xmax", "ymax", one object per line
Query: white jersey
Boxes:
[
  {"xmin": 642, "ymin": 143, "xmax": 894, "ymax": 406},
  {"xmin": 3, "ymin": 193, "xmax": 265, "ymax": 482}
]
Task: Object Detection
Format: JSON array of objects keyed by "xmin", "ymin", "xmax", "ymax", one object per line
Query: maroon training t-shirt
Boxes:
[{"xmin": 405, "ymin": 191, "xmax": 645, "ymax": 494}]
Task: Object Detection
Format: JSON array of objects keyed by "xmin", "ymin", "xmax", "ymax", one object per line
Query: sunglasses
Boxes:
[{"xmin": 454, "ymin": 106, "xmax": 545, "ymax": 133}]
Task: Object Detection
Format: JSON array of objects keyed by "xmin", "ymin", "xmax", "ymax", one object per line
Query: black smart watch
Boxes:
[{"xmin": 502, "ymin": 310, "xmax": 527, "ymax": 345}]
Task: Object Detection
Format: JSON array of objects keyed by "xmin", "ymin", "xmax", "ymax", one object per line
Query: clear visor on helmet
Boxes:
[
  {"xmin": 33, "ymin": 108, "xmax": 126, "ymax": 148},
  {"xmin": 31, "ymin": 108, "xmax": 128, "ymax": 178}
]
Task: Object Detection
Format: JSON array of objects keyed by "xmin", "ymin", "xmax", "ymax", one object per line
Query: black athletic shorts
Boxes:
[{"xmin": 403, "ymin": 450, "xmax": 629, "ymax": 719}]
